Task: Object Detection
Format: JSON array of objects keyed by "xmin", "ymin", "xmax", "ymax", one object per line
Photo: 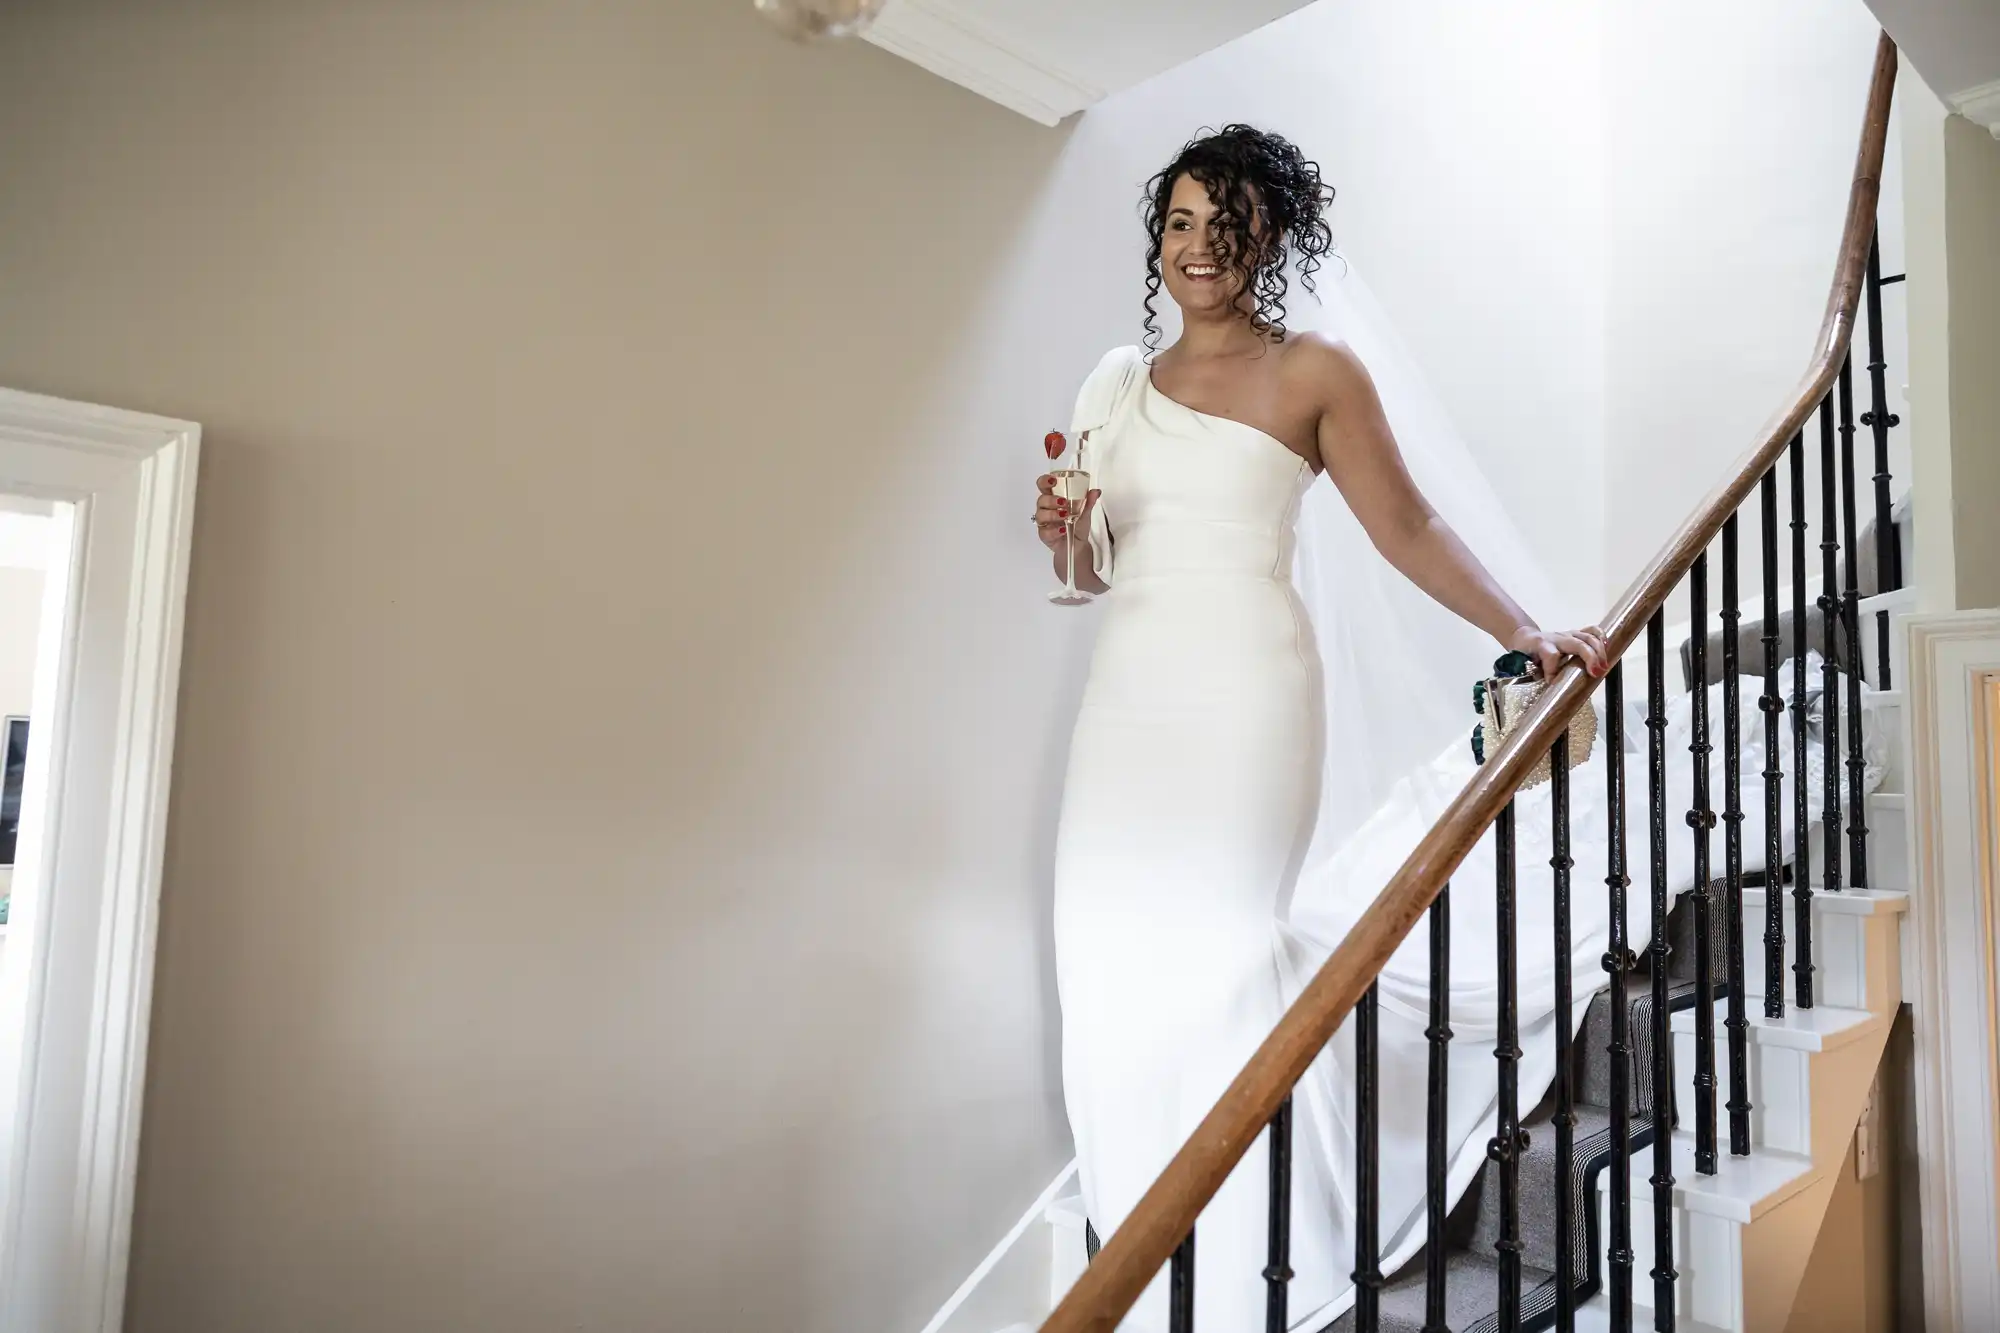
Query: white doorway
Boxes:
[
  {"xmin": 0, "ymin": 389, "xmax": 198, "ymax": 1333},
  {"xmin": 0, "ymin": 497, "xmax": 61, "ymax": 976}
]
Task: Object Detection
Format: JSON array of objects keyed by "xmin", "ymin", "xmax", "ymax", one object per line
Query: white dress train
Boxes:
[{"xmin": 1051, "ymin": 344, "xmax": 1880, "ymax": 1333}]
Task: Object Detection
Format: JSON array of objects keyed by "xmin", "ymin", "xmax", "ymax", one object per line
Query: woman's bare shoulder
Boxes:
[{"xmin": 1279, "ymin": 329, "xmax": 1375, "ymax": 408}]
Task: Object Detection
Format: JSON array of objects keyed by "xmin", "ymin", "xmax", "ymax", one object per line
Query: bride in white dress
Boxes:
[
  {"xmin": 1033, "ymin": 126, "xmax": 1868, "ymax": 1332},
  {"xmin": 1034, "ymin": 126, "xmax": 1607, "ymax": 1332}
]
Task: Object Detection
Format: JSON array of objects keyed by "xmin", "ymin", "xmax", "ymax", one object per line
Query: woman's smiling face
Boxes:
[{"xmin": 1158, "ymin": 172, "xmax": 1266, "ymax": 319}]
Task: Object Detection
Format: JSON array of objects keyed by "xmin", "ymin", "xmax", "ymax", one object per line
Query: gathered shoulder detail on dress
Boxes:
[
  {"xmin": 1071, "ymin": 346, "xmax": 1144, "ymax": 589},
  {"xmin": 1070, "ymin": 345, "xmax": 1146, "ymax": 437},
  {"xmin": 1064, "ymin": 344, "xmax": 1144, "ymax": 584}
]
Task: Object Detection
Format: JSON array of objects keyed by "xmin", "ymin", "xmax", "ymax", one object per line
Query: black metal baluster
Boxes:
[
  {"xmin": 1648, "ymin": 612, "xmax": 1677, "ymax": 1329},
  {"xmin": 1820, "ymin": 394, "xmax": 1845, "ymax": 898},
  {"xmin": 1355, "ymin": 982, "xmax": 1381, "ymax": 1333},
  {"xmin": 1265, "ymin": 1096, "xmax": 1293, "ymax": 1333},
  {"xmin": 1760, "ymin": 468, "xmax": 1786, "ymax": 1023},
  {"xmin": 1863, "ymin": 234, "xmax": 1901, "ymax": 687},
  {"xmin": 1423, "ymin": 884, "xmax": 1452, "ymax": 1333},
  {"xmin": 1689, "ymin": 554, "xmax": 1718, "ymax": 1177},
  {"xmin": 1790, "ymin": 432, "xmax": 1816, "ymax": 1009},
  {"xmin": 1552, "ymin": 736, "xmax": 1576, "ymax": 1331},
  {"xmin": 1494, "ymin": 800, "xmax": 1524, "ymax": 1333},
  {"xmin": 1170, "ymin": 1229, "xmax": 1195, "ymax": 1333},
  {"xmin": 1722, "ymin": 518, "xmax": 1751, "ymax": 1156},
  {"xmin": 1839, "ymin": 357, "xmax": 1870, "ymax": 890},
  {"xmin": 1603, "ymin": 664, "xmax": 1635, "ymax": 1333}
]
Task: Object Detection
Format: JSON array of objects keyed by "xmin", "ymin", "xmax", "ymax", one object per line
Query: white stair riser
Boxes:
[
  {"xmin": 1681, "ymin": 1210, "xmax": 1750, "ymax": 1330},
  {"xmin": 1871, "ymin": 703, "xmax": 1906, "ymax": 793},
  {"xmin": 1860, "ymin": 796, "xmax": 1909, "ymax": 890},
  {"xmin": 1604, "ymin": 1018, "xmax": 1890, "ymax": 1332},
  {"xmin": 1598, "ymin": 1159, "xmax": 1856, "ymax": 1333},
  {"xmin": 1669, "ymin": 1028, "xmax": 1814, "ymax": 1157},
  {"xmin": 1773, "ymin": 802, "xmax": 1908, "ymax": 892},
  {"xmin": 1856, "ymin": 596, "xmax": 1915, "ymax": 686},
  {"xmin": 1047, "ymin": 1207, "xmax": 1087, "ymax": 1309},
  {"xmin": 1597, "ymin": 1170, "xmax": 1745, "ymax": 1328},
  {"xmin": 1667, "ymin": 1013, "xmax": 1885, "ymax": 1161},
  {"xmin": 1739, "ymin": 894, "xmax": 1901, "ymax": 1015}
]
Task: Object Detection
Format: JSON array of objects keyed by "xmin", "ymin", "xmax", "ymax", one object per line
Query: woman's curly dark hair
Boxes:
[{"xmin": 1140, "ymin": 125, "xmax": 1336, "ymax": 355}]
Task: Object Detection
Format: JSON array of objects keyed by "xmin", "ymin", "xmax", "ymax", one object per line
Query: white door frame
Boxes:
[
  {"xmin": 1905, "ymin": 611, "xmax": 2000, "ymax": 1333},
  {"xmin": 0, "ymin": 388, "xmax": 198, "ymax": 1333}
]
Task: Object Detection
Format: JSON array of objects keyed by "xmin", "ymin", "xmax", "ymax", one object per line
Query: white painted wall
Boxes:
[
  {"xmin": 1602, "ymin": 1, "xmax": 1902, "ymax": 613},
  {"xmin": 1903, "ymin": 73, "xmax": 1961, "ymax": 613},
  {"xmin": 1014, "ymin": 0, "xmax": 1609, "ymax": 622},
  {"xmin": 1013, "ymin": 0, "xmax": 1896, "ymax": 624},
  {"xmin": 1901, "ymin": 67, "xmax": 2000, "ymax": 613}
]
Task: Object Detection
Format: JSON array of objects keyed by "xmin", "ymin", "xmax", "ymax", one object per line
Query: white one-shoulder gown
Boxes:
[{"xmin": 1053, "ymin": 346, "xmax": 1343, "ymax": 1331}]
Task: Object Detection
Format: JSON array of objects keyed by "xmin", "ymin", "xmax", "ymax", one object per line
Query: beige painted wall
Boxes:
[
  {"xmin": 1786, "ymin": 1141, "xmax": 1899, "ymax": 1333},
  {"xmin": 1903, "ymin": 76, "xmax": 2000, "ymax": 614},
  {"xmin": 1785, "ymin": 1035, "xmax": 1907, "ymax": 1333},
  {"xmin": 0, "ymin": 4, "xmax": 1095, "ymax": 1330},
  {"xmin": 1942, "ymin": 114, "xmax": 2000, "ymax": 610}
]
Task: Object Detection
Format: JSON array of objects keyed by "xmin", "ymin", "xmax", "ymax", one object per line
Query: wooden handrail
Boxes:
[{"xmin": 1041, "ymin": 32, "xmax": 1898, "ymax": 1333}]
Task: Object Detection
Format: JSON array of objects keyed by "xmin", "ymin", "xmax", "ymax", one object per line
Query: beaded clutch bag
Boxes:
[{"xmin": 1471, "ymin": 650, "xmax": 1598, "ymax": 790}]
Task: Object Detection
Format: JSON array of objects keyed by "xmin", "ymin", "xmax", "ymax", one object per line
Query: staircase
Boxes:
[
  {"xmin": 967, "ymin": 31, "xmax": 1914, "ymax": 1333},
  {"xmin": 1328, "ymin": 571, "xmax": 1915, "ymax": 1333},
  {"xmin": 1008, "ymin": 585, "xmax": 1915, "ymax": 1332},
  {"xmin": 1619, "ymin": 588, "xmax": 1912, "ymax": 1333}
]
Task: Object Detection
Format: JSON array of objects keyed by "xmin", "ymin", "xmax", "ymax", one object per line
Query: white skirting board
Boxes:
[{"xmin": 918, "ymin": 1161, "xmax": 1077, "ymax": 1333}]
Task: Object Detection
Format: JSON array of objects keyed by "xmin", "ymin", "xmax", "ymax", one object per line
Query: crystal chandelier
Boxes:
[{"xmin": 754, "ymin": 0, "xmax": 888, "ymax": 42}]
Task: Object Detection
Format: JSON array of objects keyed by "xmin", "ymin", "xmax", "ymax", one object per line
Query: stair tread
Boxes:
[
  {"xmin": 1857, "ymin": 587, "xmax": 1916, "ymax": 616},
  {"xmin": 1577, "ymin": 969, "xmax": 1690, "ymax": 1109},
  {"xmin": 1470, "ymin": 1102, "xmax": 1629, "ymax": 1273},
  {"xmin": 1600, "ymin": 1131, "xmax": 1817, "ymax": 1222},
  {"xmin": 1575, "ymin": 1290, "xmax": 1733, "ymax": 1333},
  {"xmin": 1327, "ymin": 1248, "xmax": 1556, "ymax": 1333},
  {"xmin": 1669, "ymin": 997, "xmax": 1880, "ymax": 1050},
  {"xmin": 1741, "ymin": 884, "xmax": 1909, "ymax": 915}
]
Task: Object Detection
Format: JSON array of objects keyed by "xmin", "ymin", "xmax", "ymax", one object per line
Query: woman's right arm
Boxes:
[{"xmin": 1033, "ymin": 473, "xmax": 1109, "ymax": 595}]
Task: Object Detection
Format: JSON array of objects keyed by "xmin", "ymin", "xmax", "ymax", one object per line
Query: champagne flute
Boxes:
[{"xmin": 1045, "ymin": 429, "xmax": 1096, "ymax": 606}]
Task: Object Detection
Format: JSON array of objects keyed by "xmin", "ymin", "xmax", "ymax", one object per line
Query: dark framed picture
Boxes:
[{"xmin": 1, "ymin": 716, "xmax": 27, "ymax": 866}]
